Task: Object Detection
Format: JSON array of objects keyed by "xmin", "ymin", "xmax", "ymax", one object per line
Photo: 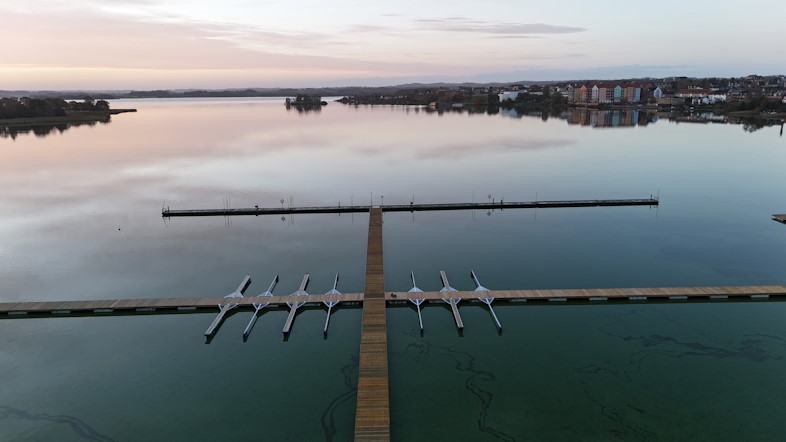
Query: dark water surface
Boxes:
[{"xmin": 1, "ymin": 99, "xmax": 785, "ymax": 440}]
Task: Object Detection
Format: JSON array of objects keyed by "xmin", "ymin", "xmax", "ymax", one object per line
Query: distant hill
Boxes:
[
  {"xmin": 2, "ymin": 75, "xmax": 782, "ymax": 100},
  {"xmin": 0, "ymin": 82, "xmax": 529, "ymax": 100}
]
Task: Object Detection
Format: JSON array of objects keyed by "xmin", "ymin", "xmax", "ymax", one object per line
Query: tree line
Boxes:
[
  {"xmin": 716, "ymin": 95, "xmax": 786, "ymax": 113},
  {"xmin": 0, "ymin": 97, "xmax": 110, "ymax": 120}
]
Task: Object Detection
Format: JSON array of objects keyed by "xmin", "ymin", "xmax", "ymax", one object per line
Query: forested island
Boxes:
[
  {"xmin": 337, "ymin": 86, "xmax": 568, "ymax": 116},
  {"xmin": 0, "ymin": 97, "xmax": 136, "ymax": 139},
  {"xmin": 0, "ymin": 97, "xmax": 136, "ymax": 124},
  {"xmin": 284, "ymin": 95, "xmax": 327, "ymax": 113}
]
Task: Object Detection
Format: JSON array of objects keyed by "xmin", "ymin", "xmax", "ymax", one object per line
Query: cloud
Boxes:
[
  {"xmin": 415, "ymin": 17, "xmax": 586, "ymax": 35},
  {"xmin": 0, "ymin": 7, "xmax": 436, "ymax": 75},
  {"xmin": 345, "ymin": 24, "xmax": 393, "ymax": 34}
]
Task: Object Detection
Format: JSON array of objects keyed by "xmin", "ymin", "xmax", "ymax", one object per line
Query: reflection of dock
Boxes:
[
  {"xmin": 773, "ymin": 214, "xmax": 786, "ymax": 225},
  {"xmin": 161, "ymin": 198, "xmax": 658, "ymax": 217}
]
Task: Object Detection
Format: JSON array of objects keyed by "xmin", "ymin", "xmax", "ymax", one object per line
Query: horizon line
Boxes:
[{"xmin": 3, "ymin": 72, "xmax": 786, "ymax": 94}]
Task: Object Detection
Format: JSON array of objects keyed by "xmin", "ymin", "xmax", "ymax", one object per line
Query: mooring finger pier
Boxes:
[{"xmin": 9, "ymin": 195, "xmax": 786, "ymax": 441}]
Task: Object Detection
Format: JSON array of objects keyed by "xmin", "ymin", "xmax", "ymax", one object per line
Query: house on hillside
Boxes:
[
  {"xmin": 561, "ymin": 84, "xmax": 575, "ymax": 103},
  {"xmin": 573, "ymin": 85, "xmax": 589, "ymax": 103},
  {"xmin": 612, "ymin": 84, "xmax": 622, "ymax": 103},
  {"xmin": 624, "ymin": 84, "xmax": 642, "ymax": 103},
  {"xmin": 597, "ymin": 84, "xmax": 610, "ymax": 103},
  {"xmin": 676, "ymin": 88, "xmax": 727, "ymax": 105},
  {"xmin": 590, "ymin": 84, "xmax": 600, "ymax": 103}
]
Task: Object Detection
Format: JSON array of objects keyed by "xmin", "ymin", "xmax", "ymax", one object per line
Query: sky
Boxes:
[{"xmin": 1, "ymin": 0, "xmax": 784, "ymax": 90}]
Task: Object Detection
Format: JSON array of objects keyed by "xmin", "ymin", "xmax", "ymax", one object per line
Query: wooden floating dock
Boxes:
[
  {"xmin": 773, "ymin": 214, "xmax": 786, "ymax": 224},
  {"xmin": 354, "ymin": 208, "xmax": 390, "ymax": 441},
  {"xmin": 0, "ymin": 293, "xmax": 364, "ymax": 316},
  {"xmin": 161, "ymin": 197, "xmax": 658, "ymax": 218},
  {"xmin": 385, "ymin": 285, "xmax": 786, "ymax": 301},
  {"xmin": 4, "ymin": 286, "xmax": 786, "ymax": 317}
]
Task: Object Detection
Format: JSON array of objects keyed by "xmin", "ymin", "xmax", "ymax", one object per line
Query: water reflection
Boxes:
[
  {"xmin": 285, "ymin": 103, "xmax": 323, "ymax": 114},
  {"xmin": 2, "ymin": 98, "xmax": 786, "ymax": 441},
  {"xmin": 344, "ymin": 102, "xmax": 784, "ymax": 135},
  {"xmin": 738, "ymin": 117, "xmax": 783, "ymax": 134},
  {"xmin": 563, "ymin": 108, "xmax": 656, "ymax": 128},
  {"xmin": 666, "ymin": 112, "xmax": 785, "ymax": 134},
  {"xmin": 0, "ymin": 116, "xmax": 111, "ymax": 140}
]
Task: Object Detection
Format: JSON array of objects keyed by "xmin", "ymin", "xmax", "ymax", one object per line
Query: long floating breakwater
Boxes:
[{"xmin": 161, "ymin": 197, "xmax": 658, "ymax": 217}]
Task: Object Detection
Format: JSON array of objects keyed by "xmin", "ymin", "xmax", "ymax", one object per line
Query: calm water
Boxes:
[{"xmin": 1, "ymin": 98, "xmax": 785, "ymax": 441}]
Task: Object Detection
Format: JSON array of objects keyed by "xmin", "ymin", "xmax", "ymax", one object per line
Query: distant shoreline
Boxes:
[{"xmin": 0, "ymin": 109, "xmax": 136, "ymax": 126}]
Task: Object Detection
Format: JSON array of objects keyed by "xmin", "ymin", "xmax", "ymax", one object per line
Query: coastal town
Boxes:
[
  {"xmin": 331, "ymin": 74, "xmax": 786, "ymax": 133},
  {"xmin": 337, "ymin": 74, "xmax": 786, "ymax": 112}
]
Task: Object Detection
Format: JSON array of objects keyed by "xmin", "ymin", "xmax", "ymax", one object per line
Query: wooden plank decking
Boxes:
[
  {"xmin": 386, "ymin": 285, "xmax": 786, "ymax": 301},
  {"xmin": 773, "ymin": 214, "xmax": 786, "ymax": 224},
  {"xmin": 0, "ymin": 293, "xmax": 364, "ymax": 315},
  {"xmin": 4, "ymin": 285, "xmax": 786, "ymax": 317},
  {"xmin": 354, "ymin": 208, "xmax": 390, "ymax": 441}
]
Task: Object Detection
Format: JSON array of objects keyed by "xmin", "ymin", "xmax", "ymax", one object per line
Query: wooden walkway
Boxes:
[
  {"xmin": 773, "ymin": 214, "xmax": 786, "ymax": 224},
  {"xmin": 4, "ymin": 285, "xmax": 786, "ymax": 316},
  {"xmin": 387, "ymin": 286, "xmax": 786, "ymax": 301},
  {"xmin": 161, "ymin": 198, "xmax": 658, "ymax": 217},
  {"xmin": 354, "ymin": 208, "xmax": 390, "ymax": 441},
  {"xmin": 0, "ymin": 293, "xmax": 363, "ymax": 315},
  {"xmin": 4, "ymin": 285, "xmax": 786, "ymax": 317}
]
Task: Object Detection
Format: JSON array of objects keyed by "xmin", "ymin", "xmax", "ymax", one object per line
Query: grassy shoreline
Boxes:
[{"xmin": 0, "ymin": 109, "xmax": 136, "ymax": 126}]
